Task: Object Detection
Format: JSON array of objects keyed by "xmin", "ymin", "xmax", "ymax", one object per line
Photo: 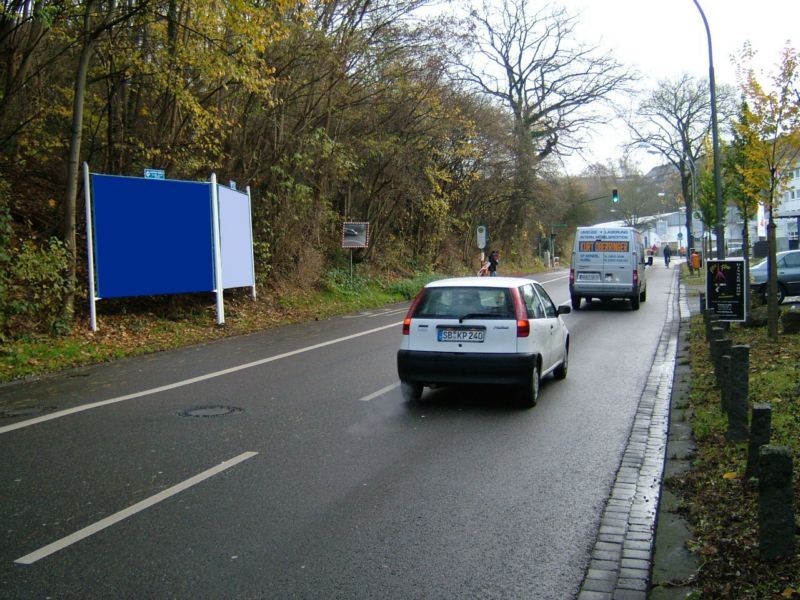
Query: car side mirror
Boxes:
[{"xmin": 557, "ymin": 304, "xmax": 571, "ymax": 315}]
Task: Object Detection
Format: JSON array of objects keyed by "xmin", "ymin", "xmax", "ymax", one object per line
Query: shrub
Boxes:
[{"xmin": 2, "ymin": 237, "xmax": 71, "ymax": 337}]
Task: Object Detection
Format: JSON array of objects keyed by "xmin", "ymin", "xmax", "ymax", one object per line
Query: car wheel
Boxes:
[
  {"xmin": 777, "ymin": 284, "xmax": 787, "ymax": 304},
  {"xmin": 553, "ymin": 345, "xmax": 568, "ymax": 380},
  {"xmin": 400, "ymin": 381, "xmax": 423, "ymax": 402},
  {"xmin": 631, "ymin": 295, "xmax": 640, "ymax": 310},
  {"xmin": 518, "ymin": 361, "xmax": 540, "ymax": 408},
  {"xmin": 640, "ymin": 288, "xmax": 647, "ymax": 302},
  {"xmin": 571, "ymin": 295, "xmax": 581, "ymax": 310},
  {"xmin": 761, "ymin": 284, "xmax": 787, "ymax": 305}
]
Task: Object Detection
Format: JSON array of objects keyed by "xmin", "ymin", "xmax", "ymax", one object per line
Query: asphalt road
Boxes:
[{"xmin": 0, "ymin": 264, "xmax": 679, "ymax": 599}]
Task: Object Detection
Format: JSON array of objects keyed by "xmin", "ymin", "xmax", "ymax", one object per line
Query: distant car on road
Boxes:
[
  {"xmin": 397, "ymin": 276, "xmax": 570, "ymax": 408},
  {"xmin": 749, "ymin": 249, "xmax": 800, "ymax": 304}
]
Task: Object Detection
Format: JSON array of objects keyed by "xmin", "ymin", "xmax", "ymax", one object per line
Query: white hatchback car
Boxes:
[{"xmin": 397, "ymin": 276, "xmax": 571, "ymax": 408}]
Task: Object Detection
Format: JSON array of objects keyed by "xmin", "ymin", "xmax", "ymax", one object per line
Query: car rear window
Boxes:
[{"xmin": 412, "ymin": 287, "xmax": 515, "ymax": 319}]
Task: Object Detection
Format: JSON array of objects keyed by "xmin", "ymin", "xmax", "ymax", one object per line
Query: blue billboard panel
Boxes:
[{"xmin": 92, "ymin": 175, "xmax": 214, "ymax": 298}]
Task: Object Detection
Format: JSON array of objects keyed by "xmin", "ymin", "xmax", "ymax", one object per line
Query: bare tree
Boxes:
[
  {"xmin": 452, "ymin": 0, "xmax": 632, "ymax": 238},
  {"xmin": 627, "ymin": 74, "xmax": 736, "ymax": 253}
]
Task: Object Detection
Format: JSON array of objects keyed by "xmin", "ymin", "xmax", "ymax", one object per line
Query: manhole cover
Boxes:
[
  {"xmin": 1, "ymin": 406, "xmax": 57, "ymax": 418},
  {"xmin": 179, "ymin": 405, "xmax": 242, "ymax": 418}
]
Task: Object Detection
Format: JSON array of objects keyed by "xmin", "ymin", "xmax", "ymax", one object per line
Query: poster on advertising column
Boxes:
[{"xmin": 706, "ymin": 259, "xmax": 747, "ymax": 322}]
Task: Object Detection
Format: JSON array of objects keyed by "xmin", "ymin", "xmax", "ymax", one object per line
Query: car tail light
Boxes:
[
  {"xmin": 511, "ymin": 288, "xmax": 530, "ymax": 338},
  {"xmin": 517, "ymin": 319, "xmax": 530, "ymax": 337},
  {"xmin": 402, "ymin": 290, "xmax": 426, "ymax": 335},
  {"xmin": 402, "ymin": 317, "xmax": 412, "ymax": 335}
]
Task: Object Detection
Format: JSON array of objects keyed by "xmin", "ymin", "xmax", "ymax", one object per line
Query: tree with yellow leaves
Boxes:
[{"xmin": 735, "ymin": 42, "xmax": 800, "ymax": 339}]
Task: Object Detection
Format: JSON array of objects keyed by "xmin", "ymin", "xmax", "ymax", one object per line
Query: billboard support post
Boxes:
[
  {"xmin": 246, "ymin": 185, "xmax": 256, "ymax": 301},
  {"xmin": 83, "ymin": 162, "xmax": 98, "ymax": 332},
  {"xmin": 210, "ymin": 173, "xmax": 225, "ymax": 326}
]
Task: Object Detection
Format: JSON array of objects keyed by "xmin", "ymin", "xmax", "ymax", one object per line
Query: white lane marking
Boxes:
[
  {"xmin": 14, "ymin": 451, "xmax": 259, "ymax": 565},
  {"xmin": 540, "ymin": 273, "xmax": 570, "ymax": 283},
  {"xmin": 358, "ymin": 382, "xmax": 400, "ymax": 402},
  {"xmin": 370, "ymin": 308, "xmax": 408, "ymax": 318},
  {"xmin": 1, "ymin": 322, "xmax": 403, "ymax": 435}
]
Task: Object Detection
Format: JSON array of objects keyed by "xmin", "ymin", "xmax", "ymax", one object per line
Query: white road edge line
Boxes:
[
  {"xmin": 14, "ymin": 451, "xmax": 259, "ymax": 565},
  {"xmin": 358, "ymin": 382, "xmax": 400, "ymax": 402},
  {"xmin": 1, "ymin": 322, "xmax": 403, "ymax": 435}
]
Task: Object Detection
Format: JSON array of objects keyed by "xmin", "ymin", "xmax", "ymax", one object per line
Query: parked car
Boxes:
[
  {"xmin": 749, "ymin": 249, "xmax": 800, "ymax": 304},
  {"xmin": 397, "ymin": 277, "xmax": 570, "ymax": 408}
]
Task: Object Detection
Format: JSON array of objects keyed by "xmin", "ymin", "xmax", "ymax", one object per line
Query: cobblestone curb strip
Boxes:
[{"xmin": 577, "ymin": 274, "xmax": 686, "ymax": 600}]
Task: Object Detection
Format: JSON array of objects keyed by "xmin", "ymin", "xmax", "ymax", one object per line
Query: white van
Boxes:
[{"xmin": 569, "ymin": 226, "xmax": 648, "ymax": 310}]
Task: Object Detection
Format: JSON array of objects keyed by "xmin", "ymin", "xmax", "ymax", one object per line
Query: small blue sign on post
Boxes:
[{"xmin": 144, "ymin": 168, "xmax": 165, "ymax": 180}]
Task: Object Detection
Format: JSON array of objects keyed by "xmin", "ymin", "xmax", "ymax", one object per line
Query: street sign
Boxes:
[
  {"xmin": 342, "ymin": 221, "xmax": 369, "ymax": 248},
  {"xmin": 144, "ymin": 168, "xmax": 165, "ymax": 180},
  {"xmin": 677, "ymin": 232, "xmax": 683, "ymax": 240},
  {"xmin": 476, "ymin": 225, "xmax": 487, "ymax": 249}
]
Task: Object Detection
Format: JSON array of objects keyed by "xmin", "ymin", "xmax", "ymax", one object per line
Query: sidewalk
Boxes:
[
  {"xmin": 576, "ymin": 273, "xmax": 700, "ymax": 600},
  {"xmin": 649, "ymin": 284, "xmax": 703, "ymax": 599}
]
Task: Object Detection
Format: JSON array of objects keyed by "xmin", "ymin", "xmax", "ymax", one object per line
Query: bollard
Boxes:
[
  {"xmin": 714, "ymin": 339, "xmax": 732, "ymax": 385},
  {"xmin": 746, "ymin": 404, "xmax": 772, "ymax": 479},
  {"xmin": 758, "ymin": 445, "xmax": 795, "ymax": 561},
  {"xmin": 725, "ymin": 345, "xmax": 750, "ymax": 442},
  {"xmin": 705, "ymin": 310, "xmax": 718, "ymax": 341},
  {"xmin": 709, "ymin": 326, "xmax": 725, "ymax": 365},
  {"xmin": 719, "ymin": 354, "xmax": 731, "ymax": 414}
]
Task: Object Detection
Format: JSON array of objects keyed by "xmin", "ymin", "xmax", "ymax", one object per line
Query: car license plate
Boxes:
[
  {"xmin": 578, "ymin": 272, "xmax": 601, "ymax": 281},
  {"xmin": 437, "ymin": 328, "xmax": 485, "ymax": 342}
]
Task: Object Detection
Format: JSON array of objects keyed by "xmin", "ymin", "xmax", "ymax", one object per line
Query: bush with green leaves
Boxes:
[
  {"xmin": 386, "ymin": 273, "xmax": 439, "ymax": 300},
  {"xmin": 3, "ymin": 237, "xmax": 71, "ymax": 337}
]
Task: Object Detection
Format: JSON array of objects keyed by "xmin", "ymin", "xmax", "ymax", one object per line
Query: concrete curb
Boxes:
[{"xmin": 577, "ymin": 272, "xmax": 695, "ymax": 600}]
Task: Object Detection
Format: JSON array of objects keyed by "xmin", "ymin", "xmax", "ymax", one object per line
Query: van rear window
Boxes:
[{"xmin": 579, "ymin": 241, "xmax": 629, "ymax": 252}]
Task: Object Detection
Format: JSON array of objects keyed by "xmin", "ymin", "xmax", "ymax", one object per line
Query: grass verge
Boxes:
[{"xmin": 671, "ymin": 264, "xmax": 799, "ymax": 599}]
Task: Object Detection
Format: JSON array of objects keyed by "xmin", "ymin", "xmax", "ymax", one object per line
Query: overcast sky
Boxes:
[{"xmin": 555, "ymin": 0, "xmax": 800, "ymax": 173}]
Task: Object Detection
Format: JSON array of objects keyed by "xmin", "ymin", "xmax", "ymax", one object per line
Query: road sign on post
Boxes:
[{"xmin": 476, "ymin": 225, "xmax": 487, "ymax": 249}]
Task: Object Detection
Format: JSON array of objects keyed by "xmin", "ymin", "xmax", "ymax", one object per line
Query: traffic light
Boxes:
[{"xmin": 611, "ymin": 188, "xmax": 619, "ymax": 203}]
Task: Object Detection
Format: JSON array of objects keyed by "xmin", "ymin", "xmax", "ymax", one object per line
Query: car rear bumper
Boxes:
[
  {"xmin": 570, "ymin": 283, "xmax": 637, "ymax": 298},
  {"xmin": 397, "ymin": 350, "xmax": 536, "ymax": 387}
]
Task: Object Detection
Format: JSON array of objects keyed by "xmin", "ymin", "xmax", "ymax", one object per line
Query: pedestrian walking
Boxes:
[
  {"xmin": 663, "ymin": 244, "xmax": 672, "ymax": 267},
  {"xmin": 488, "ymin": 250, "xmax": 499, "ymax": 276}
]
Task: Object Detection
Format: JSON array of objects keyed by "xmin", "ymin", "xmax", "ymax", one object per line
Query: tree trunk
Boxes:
[
  {"xmin": 767, "ymin": 211, "xmax": 779, "ymax": 339},
  {"xmin": 62, "ymin": 14, "xmax": 96, "ymax": 323}
]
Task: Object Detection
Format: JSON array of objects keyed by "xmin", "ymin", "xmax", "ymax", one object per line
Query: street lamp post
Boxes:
[
  {"xmin": 686, "ymin": 155, "xmax": 698, "ymax": 253},
  {"xmin": 693, "ymin": 0, "xmax": 725, "ymax": 259}
]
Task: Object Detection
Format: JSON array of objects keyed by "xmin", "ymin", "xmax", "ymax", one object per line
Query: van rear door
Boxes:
[
  {"xmin": 575, "ymin": 237, "xmax": 631, "ymax": 284},
  {"xmin": 598, "ymin": 239, "xmax": 633, "ymax": 286}
]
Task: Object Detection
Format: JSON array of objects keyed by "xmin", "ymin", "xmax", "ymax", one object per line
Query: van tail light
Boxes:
[
  {"xmin": 402, "ymin": 290, "xmax": 427, "ymax": 335},
  {"xmin": 511, "ymin": 288, "xmax": 530, "ymax": 338},
  {"xmin": 633, "ymin": 269, "xmax": 639, "ymax": 288},
  {"xmin": 569, "ymin": 268, "xmax": 575, "ymax": 286}
]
